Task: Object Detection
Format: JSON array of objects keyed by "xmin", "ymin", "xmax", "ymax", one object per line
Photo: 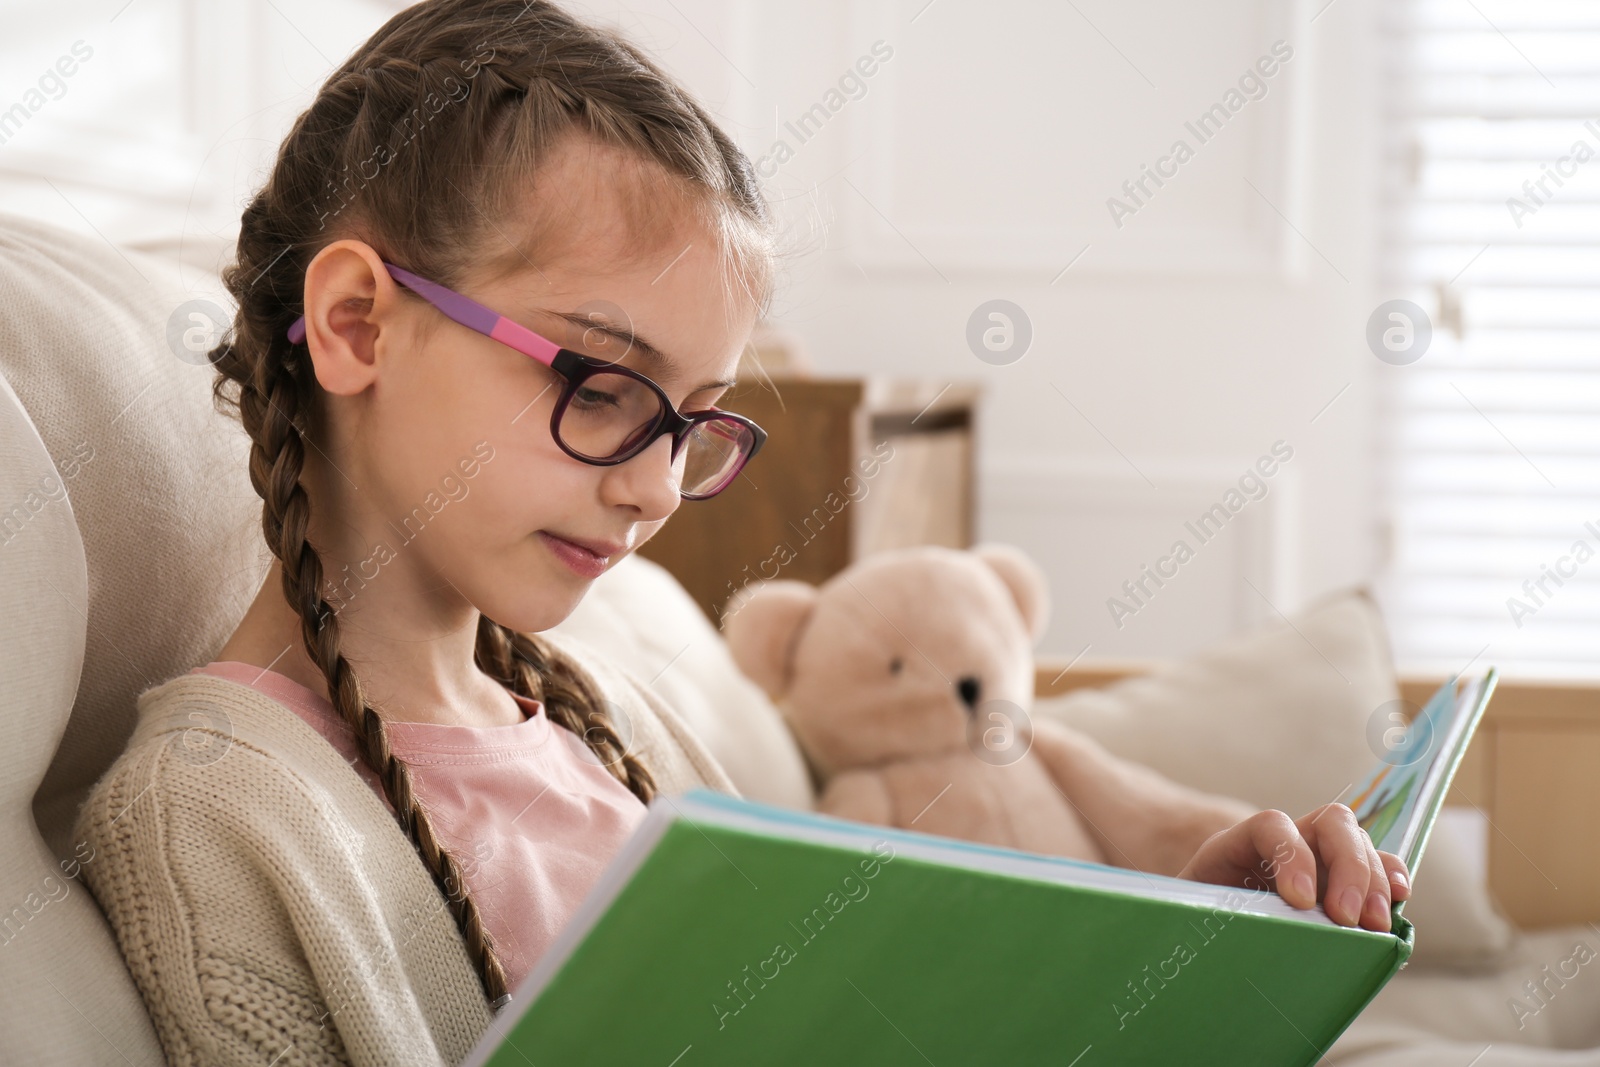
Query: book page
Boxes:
[{"xmin": 1340, "ymin": 671, "xmax": 1496, "ymax": 871}]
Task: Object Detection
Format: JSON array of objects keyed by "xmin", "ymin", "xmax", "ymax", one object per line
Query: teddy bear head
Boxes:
[{"xmin": 721, "ymin": 543, "xmax": 1050, "ymax": 780}]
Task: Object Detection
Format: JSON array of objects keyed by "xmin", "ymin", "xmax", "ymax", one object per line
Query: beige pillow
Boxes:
[
  {"xmin": 0, "ymin": 373, "xmax": 165, "ymax": 1065},
  {"xmin": 0, "ymin": 212, "xmax": 268, "ymax": 860},
  {"xmin": 1034, "ymin": 588, "xmax": 1517, "ymax": 969}
]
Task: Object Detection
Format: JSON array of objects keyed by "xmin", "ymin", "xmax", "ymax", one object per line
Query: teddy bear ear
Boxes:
[
  {"xmin": 720, "ymin": 579, "xmax": 820, "ymax": 699},
  {"xmin": 971, "ymin": 542, "xmax": 1051, "ymax": 645}
]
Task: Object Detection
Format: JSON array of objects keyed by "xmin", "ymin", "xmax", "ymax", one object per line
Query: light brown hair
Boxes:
[{"xmin": 207, "ymin": 0, "xmax": 771, "ymax": 1007}]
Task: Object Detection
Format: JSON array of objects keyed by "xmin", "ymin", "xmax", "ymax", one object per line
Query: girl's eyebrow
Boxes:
[{"xmin": 543, "ymin": 308, "xmax": 738, "ymax": 393}]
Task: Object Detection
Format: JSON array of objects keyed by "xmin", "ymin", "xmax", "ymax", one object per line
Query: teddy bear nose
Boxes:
[{"xmin": 956, "ymin": 675, "xmax": 981, "ymax": 711}]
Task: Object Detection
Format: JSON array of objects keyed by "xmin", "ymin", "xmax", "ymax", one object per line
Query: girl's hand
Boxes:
[{"xmin": 1175, "ymin": 803, "xmax": 1412, "ymax": 932}]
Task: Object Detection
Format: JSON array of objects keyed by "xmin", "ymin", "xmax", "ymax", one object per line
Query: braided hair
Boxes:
[{"xmin": 207, "ymin": 0, "xmax": 771, "ymax": 1008}]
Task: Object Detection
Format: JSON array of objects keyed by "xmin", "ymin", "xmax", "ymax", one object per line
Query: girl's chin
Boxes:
[{"xmin": 482, "ymin": 586, "xmax": 583, "ymax": 636}]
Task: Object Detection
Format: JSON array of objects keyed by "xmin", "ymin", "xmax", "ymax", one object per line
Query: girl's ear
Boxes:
[
  {"xmin": 300, "ymin": 239, "xmax": 398, "ymax": 397},
  {"xmin": 720, "ymin": 579, "xmax": 819, "ymax": 700}
]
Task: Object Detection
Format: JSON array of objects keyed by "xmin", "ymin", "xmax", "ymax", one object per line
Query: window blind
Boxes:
[{"xmin": 1380, "ymin": 0, "xmax": 1600, "ymax": 678}]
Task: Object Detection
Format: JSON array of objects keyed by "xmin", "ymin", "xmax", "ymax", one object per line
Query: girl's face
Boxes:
[{"xmin": 300, "ymin": 137, "xmax": 762, "ymax": 633}]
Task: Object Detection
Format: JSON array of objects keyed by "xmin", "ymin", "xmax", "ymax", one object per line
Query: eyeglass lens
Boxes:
[{"xmin": 557, "ymin": 370, "xmax": 753, "ymax": 496}]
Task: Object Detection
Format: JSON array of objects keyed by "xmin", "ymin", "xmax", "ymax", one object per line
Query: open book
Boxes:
[{"xmin": 463, "ymin": 670, "xmax": 1497, "ymax": 1067}]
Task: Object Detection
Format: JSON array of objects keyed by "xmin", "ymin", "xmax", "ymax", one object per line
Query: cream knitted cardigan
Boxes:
[{"xmin": 74, "ymin": 629, "xmax": 740, "ymax": 1067}]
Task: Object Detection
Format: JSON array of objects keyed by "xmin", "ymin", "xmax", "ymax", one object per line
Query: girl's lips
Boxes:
[{"xmin": 537, "ymin": 531, "xmax": 611, "ymax": 579}]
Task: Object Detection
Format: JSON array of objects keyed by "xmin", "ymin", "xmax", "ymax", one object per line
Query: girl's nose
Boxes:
[{"xmin": 600, "ymin": 433, "xmax": 681, "ymax": 521}]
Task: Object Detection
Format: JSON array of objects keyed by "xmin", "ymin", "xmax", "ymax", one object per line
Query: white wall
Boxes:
[
  {"xmin": 0, "ymin": 0, "xmax": 1386, "ymax": 661},
  {"xmin": 580, "ymin": 0, "xmax": 1385, "ymax": 660}
]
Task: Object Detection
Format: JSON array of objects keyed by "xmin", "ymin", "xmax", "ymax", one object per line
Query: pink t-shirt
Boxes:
[{"xmin": 191, "ymin": 660, "xmax": 647, "ymax": 992}]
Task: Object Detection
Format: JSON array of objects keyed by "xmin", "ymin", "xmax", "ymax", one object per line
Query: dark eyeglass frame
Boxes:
[{"xmin": 286, "ymin": 261, "xmax": 766, "ymax": 500}]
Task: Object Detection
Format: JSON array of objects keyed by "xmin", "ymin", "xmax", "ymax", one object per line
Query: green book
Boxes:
[{"xmin": 465, "ymin": 670, "xmax": 1497, "ymax": 1067}]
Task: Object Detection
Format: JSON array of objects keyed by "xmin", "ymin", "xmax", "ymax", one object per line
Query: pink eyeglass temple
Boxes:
[
  {"xmin": 286, "ymin": 262, "xmax": 750, "ymax": 457},
  {"xmin": 286, "ymin": 262, "xmax": 562, "ymax": 367}
]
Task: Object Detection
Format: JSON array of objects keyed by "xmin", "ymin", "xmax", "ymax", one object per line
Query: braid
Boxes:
[
  {"xmin": 235, "ymin": 342, "xmax": 513, "ymax": 1005},
  {"xmin": 205, "ymin": 0, "xmax": 771, "ymax": 1011},
  {"xmin": 475, "ymin": 619, "xmax": 658, "ymax": 805}
]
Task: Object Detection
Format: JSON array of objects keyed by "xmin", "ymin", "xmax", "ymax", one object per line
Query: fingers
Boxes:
[
  {"xmin": 1359, "ymin": 835, "xmax": 1392, "ymax": 931},
  {"xmin": 1379, "ymin": 850, "xmax": 1412, "ymax": 902},
  {"xmin": 1178, "ymin": 810, "xmax": 1319, "ymax": 910},
  {"xmin": 1248, "ymin": 810, "xmax": 1318, "ymax": 910},
  {"xmin": 1176, "ymin": 805, "xmax": 1413, "ymax": 936},
  {"xmin": 1299, "ymin": 804, "xmax": 1390, "ymax": 931}
]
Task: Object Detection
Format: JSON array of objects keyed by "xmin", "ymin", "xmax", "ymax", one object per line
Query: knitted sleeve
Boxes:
[
  {"xmin": 74, "ymin": 720, "xmax": 485, "ymax": 1067},
  {"xmin": 75, "ymin": 738, "xmax": 354, "ymax": 1066}
]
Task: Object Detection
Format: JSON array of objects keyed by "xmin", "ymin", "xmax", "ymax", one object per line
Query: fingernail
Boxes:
[
  {"xmin": 1293, "ymin": 872, "xmax": 1315, "ymax": 904},
  {"xmin": 1367, "ymin": 891, "xmax": 1390, "ymax": 928},
  {"xmin": 1340, "ymin": 886, "xmax": 1364, "ymax": 925},
  {"xmin": 1390, "ymin": 869, "xmax": 1409, "ymax": 891}
]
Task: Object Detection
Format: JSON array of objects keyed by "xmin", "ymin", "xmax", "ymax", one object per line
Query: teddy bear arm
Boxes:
[
  {"xmin": 817, "ymin": 769, "xmax": 896, "ymax": 828},
  {"xmin": 1030, "ymin": 719, "xmax": 1256, "ymax": 877}
]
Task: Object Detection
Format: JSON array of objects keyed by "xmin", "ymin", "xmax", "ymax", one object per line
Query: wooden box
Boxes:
[{"xmin": 638, "ymin": 375, "xmax": 980, "ymax": 625}]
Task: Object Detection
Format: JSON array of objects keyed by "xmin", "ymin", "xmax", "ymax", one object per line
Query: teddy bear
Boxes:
[{"xmin": 721, "ymin": 543, "xmax": 1257, "ymax": 874}]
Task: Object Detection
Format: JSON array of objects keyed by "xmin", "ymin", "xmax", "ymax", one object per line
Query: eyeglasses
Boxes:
[{"xmin": 286, "ymin": 262, "xmax": 766, "ymax": 500}]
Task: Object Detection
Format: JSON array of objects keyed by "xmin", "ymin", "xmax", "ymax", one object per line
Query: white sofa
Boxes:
[{"xmin": 4, "ymin": 211, "xmax": 1599, "ymax": 1065}]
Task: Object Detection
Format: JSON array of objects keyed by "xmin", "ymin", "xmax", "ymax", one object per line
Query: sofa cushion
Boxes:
[
  {"xmin": 0, "ymin": 211, "xmax": 269, "ymax": 859},
  {"xmin": 0, "ymin": 367, "xmax": 164, "ymax": 1064}
]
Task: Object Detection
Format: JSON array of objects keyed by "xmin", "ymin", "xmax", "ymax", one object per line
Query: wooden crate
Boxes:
[{"xmin": 1397, "ymin": 676, "xmax": 1600, "ymax": 930}]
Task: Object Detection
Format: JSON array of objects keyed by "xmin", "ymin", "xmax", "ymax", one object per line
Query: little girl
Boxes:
[{"xmin": 75, "ymin": 2, "xmax": 1409, "ymax": 1064}]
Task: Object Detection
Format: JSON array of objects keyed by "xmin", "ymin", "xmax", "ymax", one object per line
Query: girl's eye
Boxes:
[
  {"xmin": 889, "ymin": 656, "xmax": 904, "ymax": 675},
  {"xmin": 573, "ymin": 385, "xmax": 621, "ymax": 410}
]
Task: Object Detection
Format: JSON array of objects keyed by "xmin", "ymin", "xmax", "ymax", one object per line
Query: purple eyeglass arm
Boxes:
[{"xmin": 285, "ymin": 261, "xmax": 561, "ymax": 367}]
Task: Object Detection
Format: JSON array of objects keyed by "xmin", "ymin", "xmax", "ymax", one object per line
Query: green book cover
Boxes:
[{"xmin": 464, "ymin": 671, "xmax": 1496, "ymax": 1067}]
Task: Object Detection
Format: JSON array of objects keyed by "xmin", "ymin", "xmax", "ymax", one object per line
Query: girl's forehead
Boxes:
[
  {"xmin": 466, "ymin": 135, "xmax": 769, "ymax": 325},
  {"xmin": 484, "ymin": 231, "xmax": 755, "ymax": 379},
  {"xmin": 454, "ymin": 140, "xmax": 763, "ymax": 385},
  {"xmin": 483, "ymin": 136, "xmax": 711, "ymax": 280}
]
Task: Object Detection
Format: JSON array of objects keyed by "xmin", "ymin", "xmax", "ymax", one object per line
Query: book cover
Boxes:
[{"xmin": 463, "ymin": 672, "xmax": 1495, "ymax": 1067}]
